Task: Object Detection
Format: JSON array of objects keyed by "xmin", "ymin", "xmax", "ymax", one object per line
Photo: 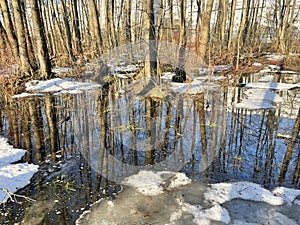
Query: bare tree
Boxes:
[
  {"xmin": 29, "ymin": 0, "xmax": 52, "ymax": 78},
  {"xmin": 12, "ymin": 0, "xmax": 32, "ymax": 76},
  {"xmin": 198, "ymin": 0, "xmax": 215, "ymax": 61},
  {"xmin": 0, "ymin": 0, "xmax": 19, "ymax": 60}
]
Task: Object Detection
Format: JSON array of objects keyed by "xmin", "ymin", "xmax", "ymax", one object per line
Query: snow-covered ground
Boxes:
[{"xmin": 0, "ymin": 137, "xmax": 38, "ymax": 204}]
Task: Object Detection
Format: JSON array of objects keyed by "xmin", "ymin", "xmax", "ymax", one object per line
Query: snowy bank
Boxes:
[{"xmin": 0, "ymin": 137, "xmax": 38, "ymax": 203}]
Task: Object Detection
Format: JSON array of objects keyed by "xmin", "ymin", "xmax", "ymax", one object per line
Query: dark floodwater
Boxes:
[{"xmin": 0, "ymin": 72, "xmax": 299, "ymax": 224}]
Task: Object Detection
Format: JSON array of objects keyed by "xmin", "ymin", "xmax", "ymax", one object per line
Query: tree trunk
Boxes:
[
  {"xmin": 72, "ymin": 0, "xmax": 82, "ymax": 54},
  {"xmin": 12, "ymin": 0, "xmax": 32, "ymax": 76},
  {"xmin": 227, "ymin": 0, "xmax": 237, "ymax": 50},
  {"xmin": 198, "ymin": 0, "xmax": 215, "ymax": 61},
  {"xmin": 0, "ymin": 0, "xmax": 19, "ymax": 60},
  {"xmin": 88, "ymin": 0, "xmax": 103, "ymax": 54},
  {"xmin": 125, "ymin": 0, "xmax": 132, "ymax": 42},
  {"xmin": 236, "ymin": 0, "xmax": 247, "ymax": 70},
  {"xmin": 29, "ymin": 0, "xmax": 51, "ymax": 78},
  {"xmin": 172, "ymin": 0, "xmax": 187, "ymax": 82},
  {"xmin": 60, "ymin": 0, "xmax": 75, "ymax": 60}
]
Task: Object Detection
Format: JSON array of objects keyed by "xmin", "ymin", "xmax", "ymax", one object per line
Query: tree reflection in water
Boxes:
[{"xmin": 0, "ymin": 78, "xmax": 299, "ymax": 224}]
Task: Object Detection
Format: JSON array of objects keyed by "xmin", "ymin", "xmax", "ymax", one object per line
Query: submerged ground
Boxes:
[{"xmin": 0, "ymin": 54, "xmax": 300, "ymax": 224}]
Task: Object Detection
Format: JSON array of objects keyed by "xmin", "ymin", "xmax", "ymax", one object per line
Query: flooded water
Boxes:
[{"xmin": 0, "ymin": 71, "xmax": 299, "ymax": 224}]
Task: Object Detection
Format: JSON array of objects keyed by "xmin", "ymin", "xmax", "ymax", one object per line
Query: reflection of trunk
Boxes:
[
  {"xmin": 220, "ymin": 88, "xmax": 228, "ymax": 172},
  {"xmin": 293, "ymin": 150, "xmax": 300, "ymax": 185},
  {"xmin": 162, "ymin": 101, "xmax": 172, "ymax": 161},
  {"xmin": 145, "ymin": 98, "xmax": 155, "ymax": 165},
  {"xmin": 254, "ymin": 111, "xmax": 265, "ymax": 175},
  {"xmin": 97, "ymin": 91, "xmax": 108, "ymax": 179},
  {"xmin": 45, "ymin": 94, "xmax": 59, "ymax": 155},
  {"xmin": 264, "ymin": 110, "xmax": 279, "ymax": 183},
  {"xmin": 228, "ymin": 108, "xmax": 236, "ymax": 154},
  {"xmin": 8, "ymin": 106, "xmax": 20, "ymax": 147},
  {"xmin": 28, "ymin": 99, "xmax": 45, "ymax": 161},
  {"xmin": 191, "ymin": 100, "xmax": 198, "ymax": 169},
  {"xmin": 197, "ymin": 94, "xmax": 207, "ymax": 179},
  {"xmin": 21, "ymin": 104, "xmax": 32, "ymax": 150},
  {"xmin": 238, "ymin": 109, "xmax": 245, "ymax": 155},
  {"xmin": 278, "ymin": 108, "xmax": 300, "ymax": 184}
]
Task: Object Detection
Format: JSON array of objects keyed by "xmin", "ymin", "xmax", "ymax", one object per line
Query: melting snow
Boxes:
[
  {"xmin": 204, "ymin": 181, "xmax": 300, "ymax": 206},
  {"xmin": 77, "ymin": 171, "xmax": 300, "ymax": 225},
  {"xmin": 121, "ymin": 170, "xmax": 191, "ymax": 195},
  {"xmin": 0, "ymin": 137, "xmax": 38, "ymax": 203}
]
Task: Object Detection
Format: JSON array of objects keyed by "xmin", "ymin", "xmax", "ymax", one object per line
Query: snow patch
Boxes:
[
  {"xmin": 170, "ymin": 81, "xmax": 219, "ymax": 94},
  {"xmin": 272, "ymin": 186, "xmax": 300, "ymax": 204},
  {"xmin": 246, "ymin": 82, "xmax": 299, "ymax": 90},
  {"xmin": 235, "ymin": 99, "xmax": 276, "ymax": 110},
  {"xmin": 121, "ymin": 170, "xmax": 191, "ymax": 196},
  {"xmin": 205, "ymin": 181, "xmax": 284, "ymax": 206},
  {"xmin": 51, "ymin": 67, "xmax": 73, "ymax": 74},
  {"xmin": 244, "ymin": 89, "xmax": 283, "ymax": 103},
  {"xmin": 0, "ymin": 137, "xmax": 38, "ymax": 203},
  {"xmin": 169, "ymin": 199, "xmax": 230, "ymax": 225},
  {"xmin": 12, "ymin": 93, "xmax": 44, "ymax": 98},
  {"xmin": 0, "ymin": 138, "xmax": 27, "ymax": 164},
  {"xmin": 161, "ymin": 72, "xmax": 175, "ymax": 80},
  {"xmin": 253, "ymin": 62, "xmax": 262, "ymax": 67},
  {"xmin": 113, "ymin": 65, "xmax": 138, "ymax": 73},
  {"xmin": 258, "ymin": 75, "xmax": 274, "ymax": 82},
  {"xmin": 25, "ymin": 78, "xmax": 102, "ymax": 93},
  {"xmin": 195, "ymin": 75, "xmax": 227, "ymax": 81}
]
